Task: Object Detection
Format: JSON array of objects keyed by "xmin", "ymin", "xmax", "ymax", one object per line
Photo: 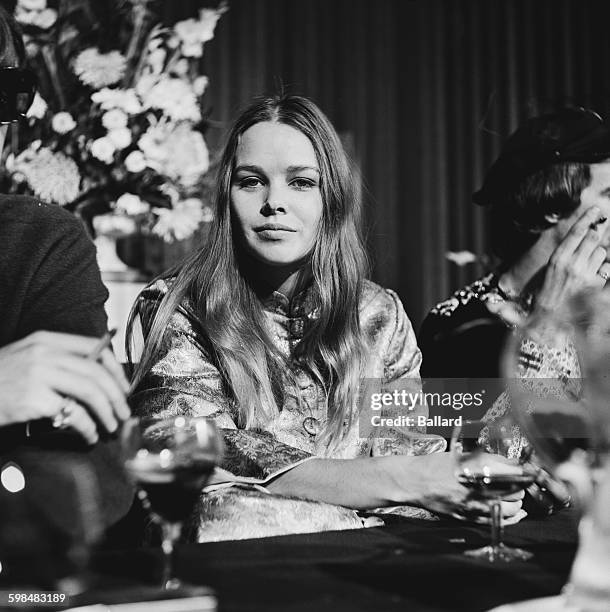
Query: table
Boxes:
[{"xmin": 84, "ymin": 509, "xmax": 579, "ymax": 612}]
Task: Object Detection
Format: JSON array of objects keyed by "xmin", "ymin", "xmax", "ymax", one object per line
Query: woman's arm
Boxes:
[{"xmin": 267, "ymin": 451, "xmax": 524, "ymax": 518}]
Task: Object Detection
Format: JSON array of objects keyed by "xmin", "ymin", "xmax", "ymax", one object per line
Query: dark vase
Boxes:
[{"xmin": 116, "ymin": 224, "xmax": 211, "ymax": 278}]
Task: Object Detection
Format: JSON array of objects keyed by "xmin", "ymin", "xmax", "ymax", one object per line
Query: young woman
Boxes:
[{"xmin": 128, "ymin": 95, "xmax": 523, "ymax": 539}]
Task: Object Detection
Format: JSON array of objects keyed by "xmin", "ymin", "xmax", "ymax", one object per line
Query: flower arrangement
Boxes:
[{"xmin": 2, "ymin": 0, "xmax": 227, "ymax": 242}]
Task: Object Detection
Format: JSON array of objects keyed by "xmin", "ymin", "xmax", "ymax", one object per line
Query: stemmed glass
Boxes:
[
  {"xmin": 503, "ymin": 290, "xmax": 610, "ymax": 608},
  {"xmin": 122, "ymin": 416, "xmax": 223, "ymax": 591},
  {"xmin": 451, "ymin": 418, "xmax": 538, "ymax": 562}
]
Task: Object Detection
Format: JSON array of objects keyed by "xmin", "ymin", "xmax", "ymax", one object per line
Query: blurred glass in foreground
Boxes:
[{"xmin": 504, "ymin": 289, "xmax": 610, "ymax": 611}]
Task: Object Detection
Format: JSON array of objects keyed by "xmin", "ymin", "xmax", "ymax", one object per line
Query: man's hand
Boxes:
[
  {"xmin": 537, "ymin": 206, "xmax": 610, "ymax": 311},
  {"xmin": 0, "ymin": 331, "xmax": 130, "ymax": 444}
]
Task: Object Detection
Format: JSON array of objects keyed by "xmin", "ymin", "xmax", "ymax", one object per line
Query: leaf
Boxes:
[{"xmin": 445, "ymin": 251, "xmax": 479, "ymax": 266}]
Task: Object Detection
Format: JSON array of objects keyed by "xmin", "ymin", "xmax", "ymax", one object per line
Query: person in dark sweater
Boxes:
[{"xmin": 0, "ymin": 5, "xmax": 133, "ymax": 543}]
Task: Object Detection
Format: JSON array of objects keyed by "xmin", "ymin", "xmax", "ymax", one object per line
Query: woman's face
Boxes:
[{"xmin": 230, "ymin": 121, "xmax": 323, "ymax": 269}]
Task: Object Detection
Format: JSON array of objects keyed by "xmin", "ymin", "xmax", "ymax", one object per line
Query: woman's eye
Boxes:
[
  {"xmin": 291, "ymin": 178, "xmax": 315, "ymax": 190},
  {"xmin": 239, "ymin": 177, "xmax": 263, "ymax": 189}
]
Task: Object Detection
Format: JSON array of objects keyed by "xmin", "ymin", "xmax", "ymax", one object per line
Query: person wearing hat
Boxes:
[{"xmin": 419, "ymin": 107, "xmax": 610, "ymax": 382}]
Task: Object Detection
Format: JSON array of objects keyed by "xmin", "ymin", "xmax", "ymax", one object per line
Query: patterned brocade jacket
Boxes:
[{"xmin": 130, "ymin": 278, "xmax": 446, "ymax": 540}]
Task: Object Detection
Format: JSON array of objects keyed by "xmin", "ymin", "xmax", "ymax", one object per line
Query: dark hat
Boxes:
[{"xmin": 473, "ymin": 107, "xmax": 610, "ymax": 206}]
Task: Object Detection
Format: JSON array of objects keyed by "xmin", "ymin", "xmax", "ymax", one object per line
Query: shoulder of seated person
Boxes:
[
  {"xmin": 0, "ymin": 195, "xmax": 81, "ymax": 227},
  {"xmin": 359, "ymin": 279, "xmax": 404, "ymax": 312},
  {"xmin": 139, "ymin": 277, "xmax": 198, "ymax": 328},
  {"xmin": 425, "ymin": 273, "xmax": 497, "ymax": 320}
]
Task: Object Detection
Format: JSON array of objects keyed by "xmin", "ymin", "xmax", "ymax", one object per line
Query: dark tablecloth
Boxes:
[{"xmin": 89, "ymin": 508, "xmax": 579, "ymax": 612}]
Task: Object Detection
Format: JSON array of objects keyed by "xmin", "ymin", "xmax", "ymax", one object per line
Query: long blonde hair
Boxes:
[{"xmin": 127, "ymin": 95, "xmax": 369, "ymax": 449}]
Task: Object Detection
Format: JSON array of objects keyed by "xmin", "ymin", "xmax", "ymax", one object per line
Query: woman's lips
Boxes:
[{"xmin": 255, "ymin": 224, "xmax": 296, "ymax": 240}]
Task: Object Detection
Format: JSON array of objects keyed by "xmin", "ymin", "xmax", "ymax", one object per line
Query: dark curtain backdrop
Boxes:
[{"xmin": 163, "ymin": 0, "xmax": 610, "ymax": 328}]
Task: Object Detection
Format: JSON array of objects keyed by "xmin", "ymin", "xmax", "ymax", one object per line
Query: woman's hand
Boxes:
[
  {"xmin": 400, "ymin": 451, "xmax": 525, "ymax": 520},
  {"xmin": 537, "ymin": 206, "xmax": 610, "ymax": 312},
  {"xmin": 0, "ymin": 331, "xmax": 130, "ymax": 444}
]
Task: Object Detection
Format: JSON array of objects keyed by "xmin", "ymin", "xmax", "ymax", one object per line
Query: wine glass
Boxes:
[
  {"xmin": 503, "ymin": 290, "xmax": 610, "ymax": 608},
  {"xmin": 121, "ymin": 416, "xmax": 223, "ymax": 591},
  {"xmin": 451, "ymin": 418, "xmax": 538, "ymax": 562}
]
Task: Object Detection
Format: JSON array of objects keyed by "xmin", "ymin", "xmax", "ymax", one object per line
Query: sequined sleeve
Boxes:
[
  {"xmin": 366, "ymin": 287, "xmax": 447, "ymax": 457},
  {"xmin": 130, "ymin": 282, "xmax": 313, "ymax": 482}
]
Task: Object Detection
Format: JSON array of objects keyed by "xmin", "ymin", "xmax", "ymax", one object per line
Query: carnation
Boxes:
[
  {"xmin": 138, "ymin": 122, "xmax": 209, "ymax": 186},
  {"xmin": 201, "ymin": 205, "xmax": 214, "ymax": 223},
  {"xmin": 91, "ymin": 88, "xmax": 142, "ymax": 114},
  {"xmin": 90, "ymin": 137, "xmax": 116, "ymax": 164},
  {"xmin": 147, "ymin": 48, "xmax": 166, "ymax": 74},
  {"xmin": 102, "ymin": 109, "xmax": 128, "ymax": 130},
  {"xmin": 124, "ymin": 150, "xmax": 147, "ymax": 173},
  {"xmin": 171, "ymin": 59, "xmax": 189, "ymax": 77},
  {"xmin": 108, "ymin": 128, "xmax": 132, "ymax": 150},
  {"xmin": 198, "ymin": 8, "xmax": 224, "ymax": 43},
  {"xmin": 174, "ymin": 18, "xmax": 204, "ymax": 57},
  {"xmin": 31, "ymin": 8, "xmax": 57, "ymax": 29},
  {"xmin": 18, "ymin": 0, "xmax": 46, "ymax": 10},
  {"xmin": 73, "ymin": 48, "xmax": 126, "ymax": 88},
  {"xmin": 13, "ymin": 147, "xmax": 80, "ymax": 205},
  {"xmin": 115, "ymin": 193, "xmax": 150, "ymax": 215},
  {"xmin": 152, "ymin": 199, "xmax": 204, "ymax": 241},
  {"xmin": 139, "ymin": 77, "xmax": 201, "ymax": 122},
  {"xmin": 193, "ymin": 76, "xmax": 209, "ymax": 96},
  {"xmin": 51, "ymin": 111, "xmax": 76, "ymax": 134},
  {"xmin": 93, "ymin": 213, "xmax": 137, "ymax": 236}
]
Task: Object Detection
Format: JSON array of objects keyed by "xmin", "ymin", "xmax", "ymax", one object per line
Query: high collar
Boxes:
[{"xmin": 261, "ymin": 284, "xmax": 317, "ymax": 318}]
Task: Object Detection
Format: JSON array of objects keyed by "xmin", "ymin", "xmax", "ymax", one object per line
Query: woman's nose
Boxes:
[
  {"xmin": 261, "ymin": 201, "xmax": 286, "ymax": 215},
  {"xmin": 261, "ymin": 184, "xmax": 287, "ymax": 215}
]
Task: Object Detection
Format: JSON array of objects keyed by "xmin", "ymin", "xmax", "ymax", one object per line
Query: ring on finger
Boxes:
[
  {"xmin": 598, "ymin": 269, "xmax": 609, "ymax": 281},
  {"xmin": 52, "ymin": 397, "xmax": 77, "ymax": 429}
]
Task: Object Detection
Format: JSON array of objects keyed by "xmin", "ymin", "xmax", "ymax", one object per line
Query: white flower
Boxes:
[
  {"xmin": 174, "ymin": 18, "xmax": 204, "ymax": 57},
  {"xmin": 91, "ymin": 88, "xmax": 142, "ymax": 114},
  {"xmin": 73, "ymin": 48, "xmax": 126, "ymax": 88},
  {"xmin": 138, "ymin": 122, "xmax": 209, "ymax": 186},
  {"xmin": 115, "ymin": 193, "xmax": 150, "ymax": 215},
  {"xmin": 140, "ymin": 76, "xmax": 201, "ymax": 122},
  {"xmin": 181, "ymin": 42, "xmax": 203, "ymax": 58},
  {"xmin": 152, "ymin": 198, "xmax": 204, "ymax": 242},
  {"xmin": 173, "ymin": 8, "xmax": 223, "ymax": 58},
  {"xmin": 18, "ymin": 0, "xmax": 46, "ymax": 10},
  {"xmin": 171, "ymin": 58, "xmax": 189, "ymax": 76},
  {"xmin": 445, "ymin": 251, "xmax": 478, "ymax": 266},
  {"xmin": 26, "ymin": 92, "xmax": 47, "ymax": 119},
  {"xmin": 201, "ymin": 205, "xmax": 214, "ymax": 223},
  {"xmin": 108, "ymin": 128, "xmax": 132, "ymax": 150},
  {"xmin": 147, "ymin": 48, "xmax": 166, "ymax": 74},
  {"xmin": 147, "ymin": 37, "xmax": 163, "ymax": 51},
  {"xmin": 90, "ymin": 137, "xmax": 116, "ymax": 164},
  {"xmin": 193, "ymin": 75, "xmax": 208, "ymax": 96},
  {"xmin": 93, "ymin": 213, "xmax": 137, "ymax": 236},
  {"xmin": 31, "ymin": 8, "xmax": 57, "ymax": 29},
  {"xmin": 12, "ymin": 146, "xmax": 80, "ymax": 205},
  {"xmin": 198, "ymin": 8, "xmax": 223, "ymax": 42},
  {"xmin": 51, "ymin": 111, "xmax": 76, "ymax": 134},
  {"xmin": 15, "ymin": 8, "xmax": 37, "ymax": 26},
  {"xmin": 134, "ymin": 73, "xmax": 157, "ymax": 98},
  {"xmin": 102, "ymin": 108, "xmax": 128, "ymax": 130},
  {"xmin": 124, "ymin": 150, "xmax": 147, "ymax": 173}
]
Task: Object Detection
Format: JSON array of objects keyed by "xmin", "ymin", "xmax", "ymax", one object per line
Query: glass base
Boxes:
[{"xmin": 464, "ymin": 542, "xmax": 533, "ymax": 562}]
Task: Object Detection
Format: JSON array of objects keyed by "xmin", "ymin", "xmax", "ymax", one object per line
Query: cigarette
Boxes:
[{"xmin": 88, "ymin": 328, "xmax": 117, "ymax": 362}]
